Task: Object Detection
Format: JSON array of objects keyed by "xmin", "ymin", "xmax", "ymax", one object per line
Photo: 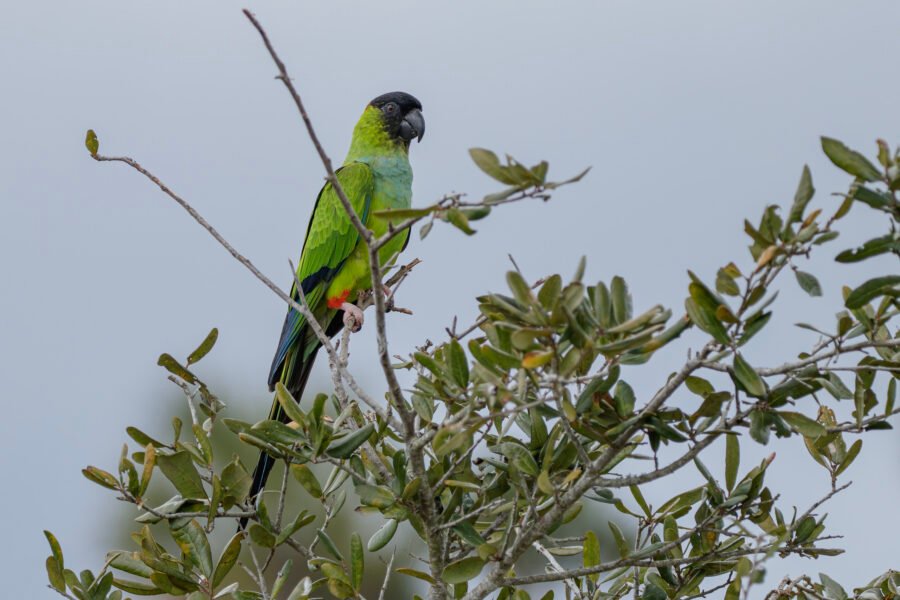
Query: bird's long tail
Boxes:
[{"xmin": 240, "ymin": 344, "xmax": 320, "ymax": 530}]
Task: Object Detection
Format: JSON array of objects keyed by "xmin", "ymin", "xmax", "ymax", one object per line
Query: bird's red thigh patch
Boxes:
[{"xmin": 327, "ymin": 289, "xmax": 351, "ymax": 309}]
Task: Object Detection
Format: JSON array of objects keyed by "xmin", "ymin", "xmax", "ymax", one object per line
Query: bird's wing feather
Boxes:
[{"xmin": 267, "ymin": 162, "xmax": 374, "ymax": 387}]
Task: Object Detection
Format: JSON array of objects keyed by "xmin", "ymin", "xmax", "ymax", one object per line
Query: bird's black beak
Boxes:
[{"xmin": 399, "ymin": 108, "xmax": 425, "ymax": 143}]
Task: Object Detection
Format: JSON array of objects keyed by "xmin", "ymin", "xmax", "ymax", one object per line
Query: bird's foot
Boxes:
[{"xmin": 341, "ymin": 302, "xmax": 364, "ymax": 332}]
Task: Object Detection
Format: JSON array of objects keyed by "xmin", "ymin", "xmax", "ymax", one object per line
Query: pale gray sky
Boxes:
[{"xmin": 2, "ymin": 1, "xmax": 898, "ymax": 598}]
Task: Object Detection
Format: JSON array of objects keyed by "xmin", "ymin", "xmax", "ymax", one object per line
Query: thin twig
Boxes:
[
  {"xmin": 377, "ymin": 551, "xmax": 396, "ymax": 600},
  {"xmin": 242, "ymin": 10, "xmax": 369, "ymax": 243},
  {"xmin": 532, "ymin": 541, "xmax": 583, "ymax": 599}
]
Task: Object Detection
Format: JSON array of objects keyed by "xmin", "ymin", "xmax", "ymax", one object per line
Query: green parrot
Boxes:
[{"xmin": 246, "ymin": 91, "xmax": 425, "ymax": 507}]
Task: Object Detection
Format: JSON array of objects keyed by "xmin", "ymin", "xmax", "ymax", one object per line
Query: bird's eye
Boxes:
[{"xmin": 384, "ymin": 103, "xmax": 397, "ymax": 113}]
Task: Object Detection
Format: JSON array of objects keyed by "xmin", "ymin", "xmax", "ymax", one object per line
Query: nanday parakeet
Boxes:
[{"xmin": 245, "ymin": 92, "xmax": 425, "ymax": 510}]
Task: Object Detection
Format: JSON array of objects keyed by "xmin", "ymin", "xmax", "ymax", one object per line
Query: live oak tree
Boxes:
[{"xmin": 45, "ymin": 10, "xmax": 900, "ymax": 600}]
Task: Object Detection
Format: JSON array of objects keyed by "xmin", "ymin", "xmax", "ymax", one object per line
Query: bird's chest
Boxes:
[
  {"xmin": 367, "ymin": 159, "xmax": 413, "ymax": 237},
  {"xmin": 368, "ymin": 162, "xmax": 412, "ymax": 266}
]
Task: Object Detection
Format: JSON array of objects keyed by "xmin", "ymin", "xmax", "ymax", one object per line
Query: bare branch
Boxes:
[
  {"xmin": 377, "ymin": 551, "xmax": 396, "ymax": 600},
  {"xmin": 242, "ymin": 9, "xmax": 369, "ymax": 244},
  {"xmin": 532, "ymin": 541, "xmax": 583, "ymax": 599},
  {"xmin": 700, "ymin": 338, "xmax": 900, "ymax": 377}
]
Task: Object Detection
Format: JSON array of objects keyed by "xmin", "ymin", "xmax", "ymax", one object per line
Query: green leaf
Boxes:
[
  {"xmin": 462, "ymin": 205, "xmax": 492, "ymax": 221},
  {"xmin": 82, "ymin": 466, "xmax": 119, "ymax": 490},
  {"xmin": 610, "ymin": 276, "xmax": 632, "ymax": 324},
  {"xmin": 716, "ymin": 268, "xmax": 741, "ymax": 296},
  {"xmin": 834, "ymin": 439, "xmax": 862, "ymax": 477},
  {"xmin": 887, "ymin": 379, "xmax": 896, "ymax": 417},
  {"xmin": 575, "ymin": 366, "xmax": 620, "ymax": 413},
  {"xmin": 608, "ymin": 521, "xmax": 629, "ymax": 557},
  {"xmin": 249, "ymin": 420, "xmax": 305, "ymax": 449},
  {"xmin": 853, "ymin": 185, "xmax": 892, "ymax": 209},
  {"xmin": 643, "ymin": 582, "xmax": 668, "ymax": 600},
  {"xmin": 275, "ymin": 383, "xmax": 306, "ymax": 427},
  {"xmin": 749, "ymin": 410, "xmax": 770, "ymax": 445},
  {"xmin": 221, "ymin": 458, "xmax": 252, "ymax": 503},
  {"xmin": 126, "ymin": 426, "xmax": 166, "ymax": 449},
  {"xmin": 821, "ymin": 137, "xmax": 882, "ymax": 182},
  {"xmin": 732, "ymin": 353, "xmax": 767, "ymax": 398},
  {"xmin": 545, "ymin": 166, "xmax": 591, "ymax": 189},
  {"xmin": 85, "ymin": 129, "xmax": 99, "ymax": 155},
  {"xmin": 787, "ymin": 165, "xmax": 815, "ymax": 225},
  {"xmin": 483, "ymin": 187, "xmax": 519, "ymax": 205},
  {"xmin": 819, "ymin": 573, "xmax": 849, "ymax": 600},
  {"xmin": 441, "ymin": 556, "xmax": 485, "ymax": 584},
  {"xmin": 112, "ymin": 578, "xmax": 164, "ymax": 595},
  {"xmin": 290, "ymin": 464, "xmax": 323, "ymax": 499},
  {"xmin": 614, "ymin": 381, "xmax": 636, "ymax": 417},
  {"xmin": 739, "ymin": 311, "xmax": 771, "ymax": 346},
  {"xmin": 538, "ymin": 274, "xmax": 562, "ymax": 309},
  {"xmin": 447, "ymin": 339, "xmax": 469, "ymax": 388},
  {"xmin": 685, "ymin": 296, "xmax": 730, "ymax": 345},
  {"xmin": 350, "ymin": 533, "xmax": 364, "ymax": 591},
  {"xmin": 845, "ymin": 275, "xmax": 900, "ymax": 309},
  {"xmin": 506, "ymin": 270, "xmax": 533, "ymax": 305},
  {"xmin": 249, "ymin": 524, "xmax": 275, "ymax": 548},
  {"xmin": 663, "ymin": 516, "xmax": 682, "ymax": 558},
  {"xmin": 316, "ymin": 528, "xmax": 343, "ymax": 561},
  {"xmin": 46, "ymin": 556, "xmax": 65, "ymax": 593},
  {"xmin": 779, "ymin": 411, "xmax": 826, "ymax": 438},
  {"xmin": 367, "ymin": 519, "xmax": 398, "ymax": 551},
  {"xmin": 139, "ymin": 443, "xmax": 155, "ymax": 497},
  {"xmin": 278, "ymin": 511, "xmax": 316, "ymax": 545},
  {"xmin": 326, "ymin": 575, "xmax": 354, "ymax": 599},
  {"xmin": 794, "ymin": 271, "xmax": 822, "ymax": 297},
  {"xmin": 522, "ymin": 350, "xmax": 553, "ymax": 370},
  {"xmin": 192, "ymin": 424, "xmax": 213, "ymax": 466},
  {"xmin": 272, "ymin": 560, "xmax": 292, "ymax": 599},
  {"xmin": 326, "ymin": 423, "xmax": 375, "ymax": 459},
  {"xmin": 186, "ymin": 328, "xmax": 218, "ymax": 365},
  {"xmin": 531, "ymin": 160, "xmax": 549, "ymax": 183},
  {"xmin": 448, "ymin": 526, "xmax": 485, "ymax": 558},
  {"xmin": 212, "ymin": 533, "xmax": 243, "ymax": 587},
  {"xmin": 396, "ymin": 568, "xmax": 436, "ymax": 584},
  {"xmin": 156, "ymin": 451, "xmax": 207, "ymax": 499},
  {"xmin": 356, "ymin": 484, "xmax": 396, "ymax": 509},
  {"xmin": 469, "ymin": 148, "xmax": 519, "ymax": 185},
  {"xmin": 685, "ymin": 376, "xmax": 714, "ymax": 397},
  {"xmin": 287, "ymin": 577, "xmax": 313, "ymax": 600},
  {"xmin": 156, "ymin": 353, "xmax": 197, "ymax": 384},
  {"xmin": 414, "ymin": 351, "xmax": 445, "ymax": 377},
  {"xmin": 170, "ymin": 519, "xmax": 213, "ymax": 578},
  {"xmin": 629, "ymin": 485, "xmax": 650, "ymax": 517},
  {"xmin": 108, "ymin": 550, "xmax": 153, "ymax": 578},
  {"xmin": 89, "ymin": 572, "xmax": 114, "ymax": 598},
  {"xmin": 583, "ymin": 531, "xmax": 601, "ymax": 584},
  {"xmin": 725, "ymin": 433, "xmax": 740, "ymax": 492},
  {"xmin": 446, "ymin": 207, "xmax": 476, "ymax": 235},
  {"xmin": 44, "ymin": 530, "xmax": 64, "ymax": 570},
  {"xmin": 499, "ymin": 442, "xmax": 540, "ymax": 476},
  {"xmin": 401, "ymin": 477, "xmax": 422, "ymax": 501},
  {"xmin": 835, "ymin": 234, "xmax": 900, "ymax": 263},
  {"xmin": 724, "ymin": 578, "xmax": 741, "ymax": 600}
]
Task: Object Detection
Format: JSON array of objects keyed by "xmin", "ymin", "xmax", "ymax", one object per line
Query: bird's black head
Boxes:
[{"xmin": 369, "ymin": 91, "xmax": 425, "ymax": 144}]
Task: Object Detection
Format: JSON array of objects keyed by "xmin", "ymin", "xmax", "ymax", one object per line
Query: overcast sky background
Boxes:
[{"xmin": 2, "ymin": 2, "xmax": 898, "ymax": 598}]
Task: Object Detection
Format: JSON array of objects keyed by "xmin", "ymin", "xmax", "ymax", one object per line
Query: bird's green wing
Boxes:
[{"xmin": 267, "ymin": 162, "xmax": 374, "ymax": 387}]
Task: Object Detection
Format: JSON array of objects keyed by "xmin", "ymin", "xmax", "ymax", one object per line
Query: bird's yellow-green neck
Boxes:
[{"xmin": 344, "ymin": 106, "xmax": 409, "ymax": 164}]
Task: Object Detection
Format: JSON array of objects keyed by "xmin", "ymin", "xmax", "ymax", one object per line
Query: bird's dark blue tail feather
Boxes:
[{"xmin": 239, "ymin": 340, "xmax": 322, "ymax": 531}]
